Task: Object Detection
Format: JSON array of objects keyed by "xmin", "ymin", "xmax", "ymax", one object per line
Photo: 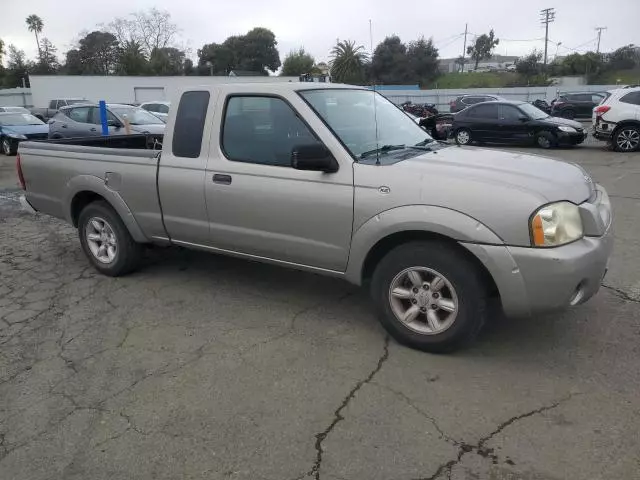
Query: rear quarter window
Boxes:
[
  {"xmin": 172, "ymin": 91, "xmax": 210, "ymax": 158},
  {"xmin": 620, "ymin": 92, "xmax": 640, "ymax": 106}
]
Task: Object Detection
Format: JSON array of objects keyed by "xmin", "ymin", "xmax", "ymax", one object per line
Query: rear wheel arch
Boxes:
[{"xmin": 70, "ymin": 190, "xmax": 106, "ymax": 227}]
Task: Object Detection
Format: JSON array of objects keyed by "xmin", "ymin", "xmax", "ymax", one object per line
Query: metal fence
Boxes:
[{"xmin": 379, "ymin": 85, "xmax": 619, "ymax": 111}]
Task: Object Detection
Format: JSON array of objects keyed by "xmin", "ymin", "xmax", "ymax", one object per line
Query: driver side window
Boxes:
[
  {"xmin": 222, "ymin": 96, "xmax": 320, "ymax": 167},
  {"xmin": 499, "ymin": 105, "xmax": 523, "ymax": 120}
]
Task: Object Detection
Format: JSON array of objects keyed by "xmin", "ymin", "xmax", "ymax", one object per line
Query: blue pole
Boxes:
[{"xmin": 99, "ymin": 100, "xmax": 109, "ymax": 136}]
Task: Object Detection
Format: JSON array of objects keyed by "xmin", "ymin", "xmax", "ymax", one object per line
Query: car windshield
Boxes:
[
  {"xmin": 519, "ymin": 103, "xmax": 548, "ymax": 120},
  {"xmin": 0, "ymin": 113, "xmax": 44, "ymax": 126},
  {"xmin": 110, "ymin": 106, "xmax": 165, "ymax": 125},
  {"xmin": 299, "ymin": 89, "xmax": 433, "ymax": 159}
]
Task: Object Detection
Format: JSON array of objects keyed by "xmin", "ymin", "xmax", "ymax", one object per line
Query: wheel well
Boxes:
[
  {"xmin": 70, "ymin": 191, "xmax": 106, "ymax": 227},
  {"xmin": 361, "ymin": 230, "xmax": 499, "ymax": 296},
  {"xmin": 612, "ymin": 120, "xmax": 640, "ymax": 134}
]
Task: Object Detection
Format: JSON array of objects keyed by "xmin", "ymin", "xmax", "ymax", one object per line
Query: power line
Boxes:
[{"xmin": 540, "ymin": 7, "xmax": 556, "ymax": 70}]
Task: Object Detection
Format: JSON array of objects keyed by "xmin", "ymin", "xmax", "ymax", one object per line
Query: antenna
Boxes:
[{"xmin": 369, "ymin": 19, "xmax": 380, "ymax": 165}]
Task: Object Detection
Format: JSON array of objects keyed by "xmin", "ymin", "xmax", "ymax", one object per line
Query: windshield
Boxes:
[
  {"xmin": 299, "ymin": 89, "xmax": 433, "ymax": 158},
  {"xmin": 519, "ymin": 103, "xmax": 548, "ymax": 120},
  {"xmin": 0, "ymin": 113, "xmax": 44, "ymax": 126},
  {"xmin": 110, "ymin": 106, "xmax": 165, "ymax": 125}
]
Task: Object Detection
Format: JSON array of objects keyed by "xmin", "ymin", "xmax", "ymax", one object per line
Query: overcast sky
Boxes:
[{"xmin": 3, "ymin": 0, "xmax": 639, "ymax": 67}]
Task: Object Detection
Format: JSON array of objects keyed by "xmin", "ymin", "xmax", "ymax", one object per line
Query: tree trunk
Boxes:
[{"xmin": 34, "ymin": 32, "xmax": 41, "ymax": 62}]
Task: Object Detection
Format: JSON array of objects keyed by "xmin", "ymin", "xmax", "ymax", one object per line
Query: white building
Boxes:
[{"xmin": 28, "ymin": 75, "xmax": 300, "ymax": 107}]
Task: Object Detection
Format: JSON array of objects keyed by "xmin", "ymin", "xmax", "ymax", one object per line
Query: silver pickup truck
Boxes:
[{"xmin": 17, "ymin": 83, "xmax": 613, "ymax": 352}]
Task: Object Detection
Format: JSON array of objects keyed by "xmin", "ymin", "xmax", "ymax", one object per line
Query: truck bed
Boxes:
[{"xmin": 41, "ymin": 133, "xmax": 164, "ymax": 150}]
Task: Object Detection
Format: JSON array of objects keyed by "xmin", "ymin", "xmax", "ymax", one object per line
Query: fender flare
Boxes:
[
  {"xmin": 344, "ymin": 204, "xmax": 505, "ymax": 285},
  {"xmin": 64, "ymin": 175, "xmax": 149, "ymax": 243}
]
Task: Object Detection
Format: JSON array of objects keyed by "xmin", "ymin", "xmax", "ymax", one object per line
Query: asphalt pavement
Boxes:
[{"xmin": 1, "ymin": 138, "xmax": 639, "ymax": 480}]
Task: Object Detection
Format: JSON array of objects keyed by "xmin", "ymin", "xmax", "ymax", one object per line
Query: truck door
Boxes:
[
  {"xmin": 156, "ymin": 90, "xmax": 214, "ymax": 246},
  {"xmin": 204, "ymin": 91, "xmax": 354, "ymax": 272}
]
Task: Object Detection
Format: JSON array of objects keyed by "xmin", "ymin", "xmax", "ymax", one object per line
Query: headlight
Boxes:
[
  {"xmin": 6, "ymin": 133, "xmax": 27, "ymax": 140},
  {"xmin": 557, "ymin": 126, "xmax": 577, "ymax": 133},
  {"xmin": 530, "ymin": 201, "xmax": 583, "ymax": 247}
]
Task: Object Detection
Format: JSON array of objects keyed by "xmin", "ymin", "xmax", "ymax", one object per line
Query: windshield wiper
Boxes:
[{"xmin": 360, "ymin": 144, "xmax": 408, "ymax": 159}]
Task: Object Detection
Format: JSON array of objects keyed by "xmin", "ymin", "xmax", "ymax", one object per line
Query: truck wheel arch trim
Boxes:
[
  {"xmin": 345, "ymin": 205, "xmax": 505, "ymax": 285},
  {"xmin": 65, "ymin": 175, "xmax": 149, "ymax": 243}
]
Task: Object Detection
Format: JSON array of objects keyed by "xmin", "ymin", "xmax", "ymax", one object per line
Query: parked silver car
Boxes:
[
  {"xmin": 48, "ymin": 103, "xmax": 165, "ymax": 139},
  {"xmin": 139, "ymin": 101, "xmax": 170, "ymax": 119},
  {"xmin": 18, "ymin": 83, "xmax": 613, "ymax": 352}
]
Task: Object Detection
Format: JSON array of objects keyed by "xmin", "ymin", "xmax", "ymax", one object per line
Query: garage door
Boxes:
[{"xmin": 134, "ymin": 87, "xmax": 165, "ymax": 103}]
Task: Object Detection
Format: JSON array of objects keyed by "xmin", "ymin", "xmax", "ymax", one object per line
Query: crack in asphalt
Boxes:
[
  {"xmin": 413, "ymin": 394, "xmax": 578, "ymax": 480},
  {"xmin": 306, "ymin": 335, "xmax": 390, "ymax": 480},
  {"xmin": 601, "ymin": 284, "xmax": 640, "ymax": 303}
]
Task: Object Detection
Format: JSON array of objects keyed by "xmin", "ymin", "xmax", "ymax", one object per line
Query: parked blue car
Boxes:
[{"xmin": 0, "ymin": 112, "xmax": 48, "ymax": 155}]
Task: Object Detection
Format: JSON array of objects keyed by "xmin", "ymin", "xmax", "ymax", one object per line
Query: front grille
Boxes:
[{"xmin": 25, "ymin": 133, "xmax": 48, "ymax": 140}]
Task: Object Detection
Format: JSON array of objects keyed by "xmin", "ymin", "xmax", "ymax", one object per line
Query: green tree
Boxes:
[
  {"xmin": 607, "ymin": 45, "xmax": 639, "ymax": 70},
  {"xmin": 2, "ymin": 45, "xmax": 29, "ymax": 87},
  {"xmin": 466, "ymin": 29, "xmax": 499, "ymax": 69},
  {"xmin": 64, "ymin": 31, "xmax": 120, "ymax": 75},
  {"xmin": 329, "ymin": 39, "xmax": 368, "ymax": 84},
  {"xmin": 149, "ymin": 47, "xmax": 185, "ymax": 75},
  {"xmin": 25, "ymin": 14, "xmax": 44, "ymax": 61},
  {"xmin": 117, "ymin": 40, "xmax": 148, "ymax": 75},
  {"xmin": 281, "ymin": 47, "xmax": 315, "ymax": 76},
  {"xmin": 516, "ymin": 50, "xmax": 543, "ymax": 77},
  {"xmin": 183, "ymin": 58, "xmax": 195, "ymax": 75},
  {"xmin": 562, "ymin": 51, "xmax": 604, "ymax": 76},
  {"xmin": 407, "ymin": 37, "xmax": 439, "ymax": 84},
  {"xmin": 31, "ymin": 37, "xmax": 59, "ymax": 74},
  {"xmin": 197, "ymin": 28, "xmax": 281, "ymax": 75},
  {"xmin": 371, "ymin": 35, "xmax": 410, "ymax": 84}
]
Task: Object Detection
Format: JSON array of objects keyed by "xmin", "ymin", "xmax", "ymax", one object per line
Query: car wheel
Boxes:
[
  {"xmin": 612, "ymin": 126, "xmax": 640, "ymax": 152},
  {"xmin": 536, "ymin": 131, "xmax": 556, "ymax": 149},
  {"xmin": 78, "ymin": 201, "xmax": 142, "ymax": 277},
  {"xmin": 371, "ymin": 241, "xmax": 488, "ymax": 353},
  {"xmin": 455, "ymin": 128, "xmax": 472, "ymax": 145},
  {"xmin": 2, "ymin": 138, "xmax": 15, "ymax": 156},
  {"xmin": 562, "ymin": 109, "xmax": 576, "ymax": 120}
]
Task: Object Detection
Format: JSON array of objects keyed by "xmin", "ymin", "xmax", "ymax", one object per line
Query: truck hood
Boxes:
[
  {"xmin": 2, "ymin": 124, "xmax": 49, "ymax": 136},
  {"xmin": 130, "ymin": 124, "xmax": 165, "ymax": 134},
  {"xmin": 402, "ymin": 146, "xmax": 593, "ymax": 204}
]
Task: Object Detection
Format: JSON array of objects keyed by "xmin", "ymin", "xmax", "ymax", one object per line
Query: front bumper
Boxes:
[
  {"xmin": 556, "ymin": 130, "xmax": 587, "ymax": 145},
  {"xmin": 463, "ymin": 185, "xmax": 613, "ymax": 317}
]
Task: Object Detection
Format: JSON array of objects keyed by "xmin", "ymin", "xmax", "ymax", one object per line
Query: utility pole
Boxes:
[
  {"xmin": 460, "ymin": 23, "xmax": 468, "ymax": 73},
  {"xmin": 540, "ymin": 7, "xmax": 556, "ymax": 71},
  {"xmin": 595, "ymin": 27, "xmax": 607, "ymax": 53}
]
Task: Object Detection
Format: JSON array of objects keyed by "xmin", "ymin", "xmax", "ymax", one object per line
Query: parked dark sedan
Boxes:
[
  {"xmin": 550, "ymin": 91, "xmax": 606, "ymax": 119},
  {"xmin": 451, "ymin": 100, "xmax": 587, "ymax": 149},
  {"xmin": 0, "ymin": 112, "xmax": 48, "ymax": 155}
]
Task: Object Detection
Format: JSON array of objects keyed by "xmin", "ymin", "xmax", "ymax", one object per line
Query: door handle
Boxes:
[
  {"xmin": 90, "ymin": 127, "xmax": 97, "ymax": 132},
  {"xmin": 212, "ymin": 174, "xmax": 232, "ymax": 185},
  {"xmin": 61, "ymin": 124, "xmax": 68, "ymax": 128}
]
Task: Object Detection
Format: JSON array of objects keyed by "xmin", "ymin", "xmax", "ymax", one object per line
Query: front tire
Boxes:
[
  {"xmin": 455, "ymin": 128, "xmax": 472, "ymax": 145},
  {"xmin": 371, "ymin": 241, "xmax": 488, "ymax": 353},
  {"xmin": 2, "ymin": 138, "xmax": 15, "ymax": 156},
  {"xmin": 612, "ymin": 125, "xmax": 640, "ymax": 152},
  {"xmin": 78, "ymin": 201, "xmax": 142, "ymax": 276},
  {"xmin": 536, "ymin": 131, "xmax": 556, "ymax": 149}
]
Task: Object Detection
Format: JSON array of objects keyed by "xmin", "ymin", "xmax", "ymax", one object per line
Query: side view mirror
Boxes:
[
  {"xmin": 291, "ymin": 144, "xmax": 338, "ymax": 173},
  {"xmin": 107, "ymin": 119, "xmax": 122, "ymax": 128},
  {"xmin": 518, "ymin": 115, "xmax": 529, "ymax": 122}
]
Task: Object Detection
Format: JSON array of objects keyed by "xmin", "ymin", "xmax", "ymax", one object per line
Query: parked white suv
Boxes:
[{"xmin": 592, "ymin": 87, "xmax": 640, "ymax": 152}]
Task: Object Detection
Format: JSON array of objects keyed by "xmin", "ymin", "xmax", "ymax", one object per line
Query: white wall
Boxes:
[
  {"xmin": 28, "ymin": 75, "xmax": 300, "ymax": 107},
  {"xmin": 0, "ymin": 88, "xmax": 33, "ymax": 107}
]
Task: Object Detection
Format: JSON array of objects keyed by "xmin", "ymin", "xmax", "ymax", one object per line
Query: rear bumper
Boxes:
[
  {"xmin": 19, "ymin": 195, "xmax": 37, "ymax": 214},
  {"xmin": 593, "ymin": 121, "xmax": 616, "ymax": 141}
]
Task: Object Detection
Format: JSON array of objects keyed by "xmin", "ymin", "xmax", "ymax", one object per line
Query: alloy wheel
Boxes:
[
  {"xmin": 85, "ymin": 217, "xmax": 118, "ymax": 264},
  {"xmin": 616, "ymin": 128, "xmax": 640, "ymax": 152},
  {"xmin": 388, "ymin": 267, "xmax": 459, "ymax": 335}
]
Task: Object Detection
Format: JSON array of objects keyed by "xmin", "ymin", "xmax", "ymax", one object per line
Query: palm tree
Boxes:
[
  {"xmin": 25, "ymin": 14, "xmax": 44, "ymax": 60},
  {"xmin": 330, "ymin": 40, "xmax": 368, "ymax": 84}
]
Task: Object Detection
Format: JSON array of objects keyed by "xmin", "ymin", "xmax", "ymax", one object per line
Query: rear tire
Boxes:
[
  {"xmin": 612, "ymin": 125, "xmax": 640, "ymax": 152},
  {"xmin": 455, "ymin": 128, "xmax": 472, "ymax": 145},
  {"xmin": 78, "ymin": 201, "xmax": 142, "ymax": 277},
  {"xmin": 370, "ymin": 241, "xmax": 488, "ymax": 353},
  {"xmin": 536, "ymin": 131, "xmax": 556, "ymax": 149}
]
